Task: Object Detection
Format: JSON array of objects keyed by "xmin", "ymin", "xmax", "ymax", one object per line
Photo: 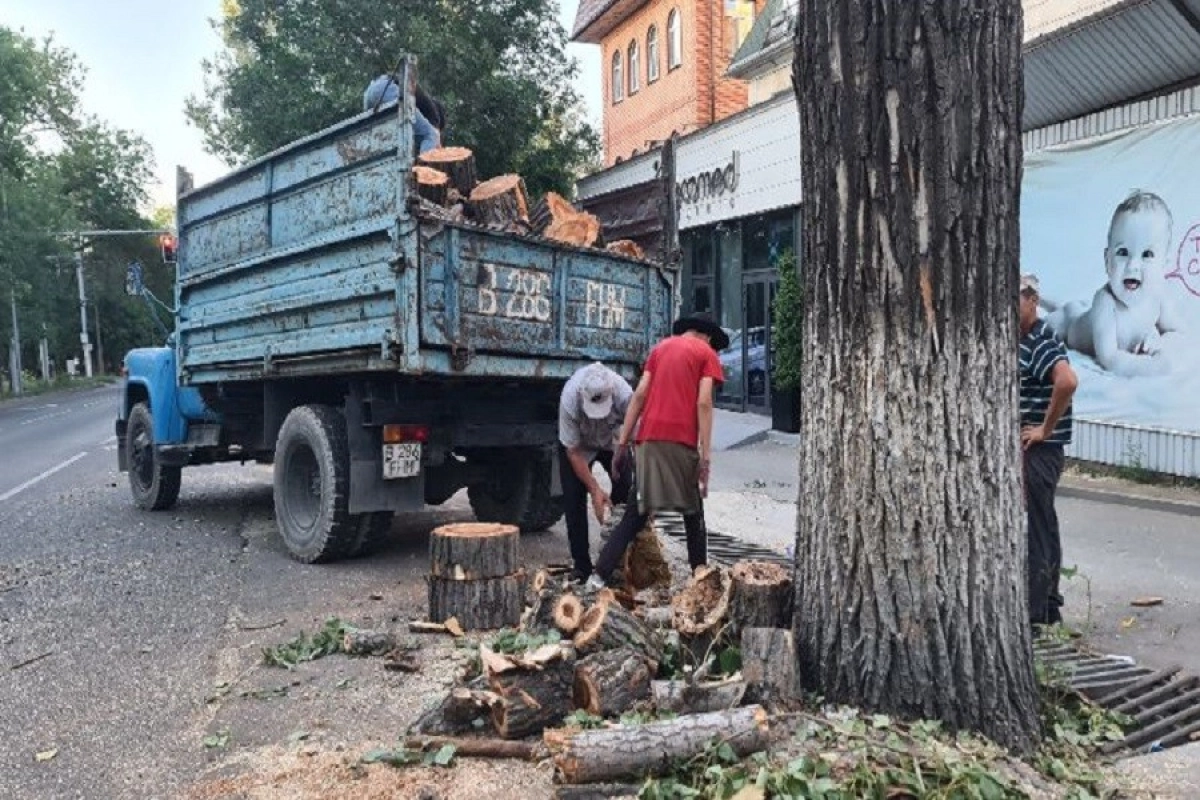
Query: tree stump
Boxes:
[
  {"xmin": 412, "ymin": 165, "xmax": 450, "ymax": 206},
  {"xmin": 621, "ymin": 524, "xmax": 671, "ymax": 592},
  {"xmin": 554, "ymin": 593, "xmax": 584, "ymax": 634},
  {"xmin": 543, "ymin": 705, "xmax": 770, "ymax": 784},
  {"xmin": 605, "ymin": 240, "xmax": 645, "ymax": 260},
  {"xmin": 470, "ymin": 174, "xmax": 529, "ymax": 226},
  {"xmin": 729, "ymin": 560, "xmax": 793, "ymax": 630},
  {"xmin": 428, "ymin": 571, "xmax": 524, "ymax": 631},
  {"xmin": 573, "ymin": 647, "xmax": 654, "ymax": 717},
  {"xmin": 741, "ymin": 627, "xmax": 800, "ymax": 708},
  {"xmin": 486, "ymin": 646, "xmax": 576, "ymax": 739},
  {"xmin": 671, "ymin": 565, "xmax": 731, "ymax": 637},
  {"xmin": 430, "ymin": 522, "xmax": 519, "ymax": 580},
  {"xmin": 418, "ymin": 146, "xmax": 478, "ymax": 197},
  {"xmin": 574, "ymin": 598, "xmax": 661, "ymax": 666}
]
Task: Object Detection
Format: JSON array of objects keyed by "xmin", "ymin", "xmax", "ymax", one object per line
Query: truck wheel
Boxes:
[
  {"xmin": 467, "ymin": 453, "xmax": 563, "ymax": 533},
  {"xmin": 273, "ymin": 404, "xmax": 357, "ymax": 563},
  {"xmin": 127, "ymin": 402, "xmax": 182, "ymax": 511},
  {"xmin": 345, "ymin": 512, "xmax": 394, "ymax": 558}
]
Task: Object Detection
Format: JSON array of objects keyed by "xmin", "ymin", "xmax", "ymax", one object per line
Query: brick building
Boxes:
[{"xmin": 571, "ymin": 0, "xmax": 767, "ymax": 165}]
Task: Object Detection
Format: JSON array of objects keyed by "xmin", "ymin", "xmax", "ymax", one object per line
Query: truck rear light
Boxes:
[{"xmin": 382, "ymin": 424, "xmax": 429, "ymax": 444}]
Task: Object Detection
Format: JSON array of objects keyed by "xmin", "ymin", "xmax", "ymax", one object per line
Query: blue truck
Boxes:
[{"xmin": 117, "ymin": 59, "xmax": 675, "ymax": 563}]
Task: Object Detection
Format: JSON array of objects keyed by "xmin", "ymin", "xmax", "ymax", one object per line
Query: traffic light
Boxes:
[{"xmin": 160, "ymin": 233, "xmax": 177, "ymax": 264}]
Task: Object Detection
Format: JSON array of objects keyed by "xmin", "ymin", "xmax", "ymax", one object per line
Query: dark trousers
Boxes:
[
  {"xmin": 559, "ymin": 444, "xmax": 631, "ymax": 575},
  {"xmin": 594, "ymin": 480, "xmax": 708, "ymax": 580},
  {"xmin": 1024, "ymin": 443, "xmax": 1065, "ymax": 626}
]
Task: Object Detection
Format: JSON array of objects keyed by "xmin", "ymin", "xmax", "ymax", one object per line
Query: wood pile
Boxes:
[
  {"xmin": 426, "ymin": 522, "xmax": 524, "ymax": 631},
  {"xmin": 410, "ymin": 146, "xmax": 648, "ymax": 258},
  {"xmin": 410, "ymin": 556, "xmax": 798, "ymax": 794}
]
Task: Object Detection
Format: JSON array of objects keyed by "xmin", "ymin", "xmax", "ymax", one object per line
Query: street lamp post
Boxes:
[{"xmin": 75, "ymin": 245, "xmax": 93, "ymax": 378}]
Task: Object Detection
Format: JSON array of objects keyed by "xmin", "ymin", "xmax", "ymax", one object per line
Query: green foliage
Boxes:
[
  {"xmin": 488, "ymin": 627, "xmax": 561, "ymax": 655},
  {"xmin": 619, "ymin": 709, "xmax": 677, "ymax": 726},
  {"xmin": 563, "ymin": 710, "xmax": 606, "ymax": 729},
  {"xmin": 186, "ymin": 0, "xmax": 599, "ymax": 197},
  {"xmin": 362, "ymin": 742, "xmax": 457, "ymax": 768},
  {"xmin": 262, "ymin": 618, "xmax": 350, "ymax": 669},
  {"xmin": 770, "ymin": 249, "xmax": 802, "ymax": 392}
]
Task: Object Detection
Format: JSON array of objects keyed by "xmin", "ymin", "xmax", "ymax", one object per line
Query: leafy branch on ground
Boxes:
[
  {"xmin": 488, "ymin": 627, "xmax": 562, "ymax": 655},
  {"xmin": 262, "ymin": 618, "xmax": 351, "ymax": 669},
  {"xmin": 361, "ymin": 742, "xmax": 457, "ymax": 769}
]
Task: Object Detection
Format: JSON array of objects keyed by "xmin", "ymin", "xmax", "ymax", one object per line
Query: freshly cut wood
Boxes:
[
  {"xmin": 621, "ymin": 525, "xmax": 671, "ymax": 592},
  {"xmin": 573, "ymin": 647, "xmax": 654, "ymax": 717},
  {"xmin": 672, "ymin": 565, "xmax": 732, "ymax": 637},
  {"xmin": 605, "ymin": 240, "xmax": 646, "ymax": 260},
  {"xmin": 574, "ymin": 598, "xmax": 661, "ymax": 666},
  {"xmin": 418, "ymin": 146, "xmax": 478, "ymax": 197},
  {"xmin": 530, "ymin": 191, "xmax": 579, "ymax": 233},
  {"xmin": 741, "ymin": 627, "xmax": 800, "ymax": 707},
  {"xmin": 553, "ymin": 593, "xmax": 584, "ymax": 634},
  {"xmin": 412, "ymin": 165, "xmax": 449, "ymax": 206},
  {"xmin": 651, "ymin": 677, "xmax": 747, "ymax": 715},
  {"xmin": 409, "ymin": 620, "xmax": 449, "ymax": 634},
  {"xmin": 410, "ymin": 675, "xmax": 499, "ymax": 735},
  {"xmin": 486, "ymin": 644, "xmax": 576, "ymax": 739},
  {"xmin": 729, "ymin": 560, "xmax": 793, "ymax": 630},
  {"xmin": 544, "ymin": 214, "xmax": 601, "ymax": 248},
  {"xmin": 544, "ymin": 705, "xmax": 770, "ymax": 784},
  {"xmin": 470, "ymin": 174, "xmax": 529, "ymax": 227},
  {"xmin": 554, "ymin": 786, "xmax": 643, "ymax": 800},
  {"xmin": 428, "ymin": 571, "xmax": 524, "ymax": 631},
  {"xmin": 430, "ymin": 522, "xmax": 519, "ymax": 580},
  {"xmin": 403, "ymin": 736, "xmax": 544, "ymax": 761},
  {"xmin": 342, "ymin": 629, "xmax": 396, "ymax": 656}
]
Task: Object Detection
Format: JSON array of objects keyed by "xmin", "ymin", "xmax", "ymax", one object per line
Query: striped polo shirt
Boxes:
[{"xmin": 1019, "ymin": 320, "xmax": 1073, "ymax": 445}]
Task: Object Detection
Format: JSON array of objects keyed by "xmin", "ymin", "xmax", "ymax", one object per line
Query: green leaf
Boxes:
[{"xmin": 432, "ymin": 744, "xmax": 457, "ymax": 766}]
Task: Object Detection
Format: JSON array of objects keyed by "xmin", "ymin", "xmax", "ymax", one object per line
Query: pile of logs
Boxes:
[
  {"xmin": 411, "ymin": 145, "xmax": 647, "ymax": 258},
  {"xmin": 410, "ymin": 556, "xmax": 796, "ymax": 796},
  {"xmin": 426, "ymin": 522, "xmax": 525, "ymax": 631}
]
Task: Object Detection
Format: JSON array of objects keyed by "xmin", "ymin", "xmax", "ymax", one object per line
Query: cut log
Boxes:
[
  {"xmin": 403, "ymin": 736, "xmax": 544, "ymax": 761},
  {"xmin": 651, "ymin": 677, "xmax": 747, "ymax": 715},
  {"xmin": 430, "ymin": 522, "xmax": 519, "ymax": 580},
  {"xmin": 554, "ymin": 786, "xmax": 643, "ymax": 800},
  {"xmin": 470, "ymin": 174, "xmax": 529, "ymax": 227},
  {"xmin": 409, "ymin": 620, "xmax": 449, "ymax": 634},
  {"xmin": 417, "ymin": 146, "xmax": 478, "ymax": 197},
  {"xmin": 574, "ymin": 599, "xmax": 661, "ymax": 666},
  {"xmin": 410, "ymin": 675, "xmax": 499, "ymax": 735},
  {"xmin": 487, "ymin": 646, "xmax": 576, "ymax": 739},
  {"xmin": 637, "ymin": 606, "xmax": 674, "ymax": 630},
  {"xmin": 544, "ymin": 214, "xmax": 601, "ymax": 248},
  {"xmin": 342, "ymin": 629, "xmax": 396, "ymax": 656},
  {"xmin": 428, "ymin": 571, "xmax": 525, "ymax": 631},
  {"xmin": 544, "ymin": 705, "xmax": 770, "ymax": 784},
  {"xmin": 530, "ymin": 191, "xmax": 579, "ymax": 234},
  {"xmin": 671, "ymin": 565, "xmax": 732, "ymax": 637},
  {"xmin": 621, "ymin": 525, "xmax": 671, "ymax": 592},
  {"xmin": 729, "ymin": 561, "xmax": 794, "ymax": 630},
  {"xmin": 573, "ymin": 647, "xmax": 654, "ymax": 717},
  {"xmin": 412, "ymin": 165, "xmax": 450, "ymax": 206},
  {"xmin": 741, "ymin": 627, "xmax": 800, "ymax": 708},
  {"xmin": 605, "ymin": 240, "xmax": 646, "ymax": 260},
  {"xmin": 553, "ymin": 593, "xmax": 584, "ymax": 634}
]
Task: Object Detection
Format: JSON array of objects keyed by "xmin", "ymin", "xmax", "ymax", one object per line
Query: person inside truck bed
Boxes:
[{"xmin": 363, "ymin": 69, "xmax": 445, "ymax": 154}]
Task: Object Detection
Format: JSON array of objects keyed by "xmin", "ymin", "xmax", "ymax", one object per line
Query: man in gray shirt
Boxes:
[{"xmin": 558, "ymin": 362, "xmax": 634, "ymax": 581}]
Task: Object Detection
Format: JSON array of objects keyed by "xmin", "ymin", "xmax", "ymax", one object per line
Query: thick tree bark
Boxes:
[
  {"xmin": 417, "ymin": 146, "xmax": 478, "ymax": 197},
  {"xmin": 488, "ymin": 653, "xmax": 576, "ymax": 739},
  {"xmin": 729, "ymin": 561, "xmax": 793, "ymax": 630},
  {"xmin": 574, "ymin": 600, "xmax": 661, "ymax": 666},
  {"xmin": 792, "ymin": 1, "xmax": 1039, "ymax": 751},
  {"xmin": 469, "ymin": 174, "xmax": 530, "ymax": 226},
  {"xmin": 573, "ymin": 647, "xmax": 654, "ymax": 717},
  {"xmin": 429, "ymin": 522, "xmax": 519, "ymax": 580},
  {"xmin": 428, "ymin": 571, "xmax": 524, "ymax": 631},
  {"xmin": 740, "ymin": 627, "xmax": 800, "ymax": 708}
]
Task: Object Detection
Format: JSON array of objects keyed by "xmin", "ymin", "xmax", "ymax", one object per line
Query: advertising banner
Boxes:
[{"xmin": 1021, "ymin": 114, "xmax": 1200, "ymax": 433}]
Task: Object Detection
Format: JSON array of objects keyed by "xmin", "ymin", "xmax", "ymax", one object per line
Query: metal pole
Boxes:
[
  {"xmin": 75, "ymin": 246, "xmax": 93, "ymax": 378},
  {"xmin": 93, "ymin": 293, "xmax": 104, "ymax": 375},
  {"xmin": 9, "ymin": 288, "xmax": 21, "ymax": 395}
]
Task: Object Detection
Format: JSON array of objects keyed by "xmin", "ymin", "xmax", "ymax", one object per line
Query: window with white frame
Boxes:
[
  {"xmin": 628, "ymin": 40, "xmax": 640, "ymax": 94},
  {"xmin": 647, "ymin": 25, "xmax": 660, "ymax": 82},
  {"xmin": 611, "ymin": 50, "xmax": 623, "ymax": 102},
  {"xmin": 667, "ymin": 8, "xmax": 682, "ymax": 69}
]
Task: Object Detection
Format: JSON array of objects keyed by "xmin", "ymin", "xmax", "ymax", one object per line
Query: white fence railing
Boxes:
[{"xmin": 1068, "ymin": 419, "xmax": 1200, "ymax": 479}]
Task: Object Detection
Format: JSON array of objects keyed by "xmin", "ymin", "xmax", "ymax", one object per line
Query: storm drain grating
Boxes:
[{"xmin": 652, "ymin": 512, "xmax": 791, "ymax": 566}]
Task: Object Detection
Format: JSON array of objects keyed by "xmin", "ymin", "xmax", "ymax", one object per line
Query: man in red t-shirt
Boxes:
[{"xmin": 586, "ymin": 314, "xmax": 729, "ymax": 589}]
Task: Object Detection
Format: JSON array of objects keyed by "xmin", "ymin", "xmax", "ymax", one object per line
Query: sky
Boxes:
[{"xmin": 4, "ymin": 1, "xmax": 602, "ymax": 208}]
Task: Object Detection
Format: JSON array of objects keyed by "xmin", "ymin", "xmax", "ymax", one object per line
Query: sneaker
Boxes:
[{"xmin": 584, "ymin": 573, "xmax": 607, "ymax": 592}]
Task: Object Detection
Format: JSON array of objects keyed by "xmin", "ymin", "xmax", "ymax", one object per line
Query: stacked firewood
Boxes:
[
  {"xmin": 410, "ymin": 552, "xmax": 797, "ymax": 796},
  {"xmin": 411, "ymin": 146, "xmax": 647, "ymax": 259}
]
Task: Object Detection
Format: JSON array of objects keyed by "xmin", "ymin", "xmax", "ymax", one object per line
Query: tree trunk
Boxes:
[
  {"xmin": 488, "ymin": 653, "xmax": 576, "ymax": 739},
  {"xmin": 428, "ymin": 571, "xmax": 524, "ymax": 631},
  {"xmin": 417, "ymin": 146, "xmax": 478, "ymax": 197},
  {"xmin": 430, "ymin": 522, "xmax": 519, "ymax": 580},
  {"xmin": 412, "ymin": 165, "xmax": 449, "ymax": 206},
  {"xmin": 574, "ymin": 599, "xmax": 661, "ymax": 666},
  {"xmin": 651, "ymin": 677, "xmax": 747, "ymax": 715},
  {"xmin": 573, "ymin": 648, "xmax": 654, "ymax": 717},
  {"xmin": 740, "ymin": 627, "xmax": 799, "ymax": 708},
  {"xmin": 543, "ymin": 706, "xmax": 770, "ymax": 784},
  {"xmin": 793, "ymin": 0, "xmax": 1038, "ymax": 751},
  {"xmin": 729, "ymin": 561, "xmax": 793, "ymax": 630},
  {"xmin": 469, "ymin": 174, "xmax": 530, "ymax": 226}
]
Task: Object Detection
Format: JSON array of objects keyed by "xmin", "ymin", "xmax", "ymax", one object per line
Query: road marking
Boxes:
[
  {"xmin": 0, "ymin": 452, "xmax": 89, "ymax": 503},
  {"xmin": 98, "ymin": 435, "xmax": 117, "ymax": 446}
]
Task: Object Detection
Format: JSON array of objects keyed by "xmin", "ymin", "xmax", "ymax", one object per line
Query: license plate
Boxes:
[{"xmin": 382, "ymin": 443, "xmax": 422, "ymax": 479}]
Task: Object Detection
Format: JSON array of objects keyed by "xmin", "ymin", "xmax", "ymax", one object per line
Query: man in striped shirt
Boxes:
[{"xmin": 1019, "ymin": 274, "xmax": 1079, "ymax": 627}]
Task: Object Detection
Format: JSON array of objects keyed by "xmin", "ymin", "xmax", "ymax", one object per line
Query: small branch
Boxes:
[
  {"xmin": 10, "ymin": 651, "xmax": 54, "ymax": 671},
  {"xmin": 237, "ymin": 618, "xmax": 286, "ymax": 632}
]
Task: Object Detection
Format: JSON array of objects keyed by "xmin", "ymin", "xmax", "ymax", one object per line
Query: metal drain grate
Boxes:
[
  {"xmin": 651, "ymin": 512, "xmax": 791, "ymax": 566},
  {"xmin": 1034, "ymin": 640, "xmax": 1200, "ymax": 753}
]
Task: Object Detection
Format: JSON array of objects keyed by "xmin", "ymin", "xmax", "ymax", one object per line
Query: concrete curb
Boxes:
[{"xmin": 1059, "ymin": 477, "xmax": 1200, "ymax": 518}]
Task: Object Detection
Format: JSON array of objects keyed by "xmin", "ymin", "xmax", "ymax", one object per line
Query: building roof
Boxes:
[
  {"xmin": 571, "ymin": 0, "xmax": 651, "ymax": 44},
  {"xmin": 724, "ymin": 0, "xmax": 1200, "ymax": 130}
]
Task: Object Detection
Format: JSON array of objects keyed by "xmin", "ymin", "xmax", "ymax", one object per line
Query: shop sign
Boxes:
[{"xmin": 677, "ymin": 152, "xmax": 740, "ymax": 206}]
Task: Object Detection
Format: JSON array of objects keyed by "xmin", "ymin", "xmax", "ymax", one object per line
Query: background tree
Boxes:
[
  {"xmin": 186, "ymin": 0, "xmax": 599, "ymax": 197},
  {"xmin": 791, "ymin": 1, "xmax": 1040, "ymax": 751}
]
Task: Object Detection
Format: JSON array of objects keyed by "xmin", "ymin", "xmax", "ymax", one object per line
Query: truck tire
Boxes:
[
  {"xmin": 467, "ymin": 452, "xmax": 563, "ymax": 533},
  {"xmin": 273, "ymin": 404, "xmax": 357, "ymax": 563},
  {"xmin": 126, "ymin": 401, "xmax": 182, "ymax": 511},
  {"xmin": 345, "ymin": 512, "xmax": 395, "ymax": 558}
]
